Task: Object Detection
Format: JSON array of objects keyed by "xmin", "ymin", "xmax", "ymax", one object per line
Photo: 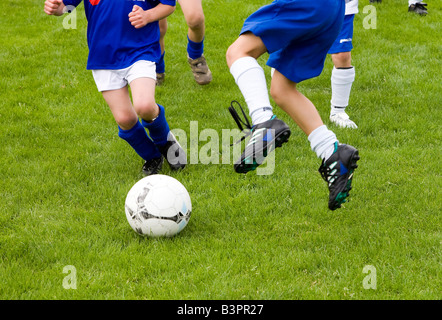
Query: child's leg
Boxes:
[
  {"xmin": 328, "ymin": 14, "xmax": 357, "ymax": 128},
  {"xmin": 331, "ymin": 51, "xmax": 354, "ymax": 113},
  {"xmin": 226, "ymin": 32, "xmax": 291, "ymax": 173},
  {"xmin": 270, "ymin": 69, "xmax": 359, "ymax": 210},
  {"xmin": 226, "ymin": 33, "xmax": 273, "ymax": 125},
  {"xmin": 179, "ymin": 0, "xmax": 205, "ymax": 54},
  {"xmin": 226, "ymin": 32, "xmax": 267, "ymax": 67},
  {"xmin": 159, "ymin": 18, "xmax": 167, "ymax": 60},
  {"xmin": 129, "ymin": 78, "xmax": 169, "ymax": 147},
  {"xmin": 331, "ymin": 52, "xmax": 352, "ymax": 70},
  {"xmin": 330, "ymin": 51, "xmax": 357, "ymax": 128},
  {"xmin": 270, "ymin": 69, "xmax": 337, "ymax": 161},
  {"xmin": 129, "ymin": 77, "xmax": 160, "ymax": 122},
  {"xmin": 101, "ymin": 87, "xmax": 161, "ymax": 162},
  {"xmin": 179, "ymin": 0, "xmax": 212, "ymax": 85},
  {"xmin": 130, "ymin": 77, "xmax": 186, "ymax": 169},
  {"xmin": 156, "ymin": 18, "xmax": 167, "ymax": 85}
]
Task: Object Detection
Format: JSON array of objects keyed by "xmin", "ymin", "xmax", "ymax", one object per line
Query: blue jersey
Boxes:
[{"xmin": 63, "ymin": 0, "xmax": 176, "ymax": 70}]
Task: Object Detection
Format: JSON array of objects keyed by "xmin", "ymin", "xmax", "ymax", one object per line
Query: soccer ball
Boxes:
[{"xmin": 125, "ymin": 174, "xmax": 192, "ymax": 237}]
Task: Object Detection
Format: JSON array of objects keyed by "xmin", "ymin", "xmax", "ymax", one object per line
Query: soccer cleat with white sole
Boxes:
[{"xmin": 330, "ymin": 112, "xmax": 358, "ymax": 129}]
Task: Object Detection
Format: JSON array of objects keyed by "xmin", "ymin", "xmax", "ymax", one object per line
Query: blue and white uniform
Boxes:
[
  {"xmin": 62, "ymin": 0, "xmax": 176, "ymax": 70},
  {"xmin": 59, "ymin": 0, "xmax": 177, "ymax": 163},
  {"xmin": 328, "ymin": 0, "xmax": 358, "ymax": 54},
  {"xmin": 239, "ymin": 0, "xmax": 346, "ymax": 83}
]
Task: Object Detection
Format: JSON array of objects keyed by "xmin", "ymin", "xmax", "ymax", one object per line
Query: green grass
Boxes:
[{"xmin": 0, "ymin": 0, "xmax": 441, "ymax": 300}]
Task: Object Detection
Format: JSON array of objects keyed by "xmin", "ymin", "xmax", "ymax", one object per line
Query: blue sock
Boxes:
[
  {"xmin": 141, "ymin": 104, "xmax": 170, "ymax": 147},
  {"xmin": 118, "ymin": 121, "xmax": 161, "ymax": 161},
  {"xmin": 187, "ymin": 36, "xmax": 204, "ymax": 60},
  {"xmin": 156, "ymin": 51, "xmax": 165, "ymax": 74}
]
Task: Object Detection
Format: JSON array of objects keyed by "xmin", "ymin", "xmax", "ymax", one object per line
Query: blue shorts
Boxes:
[
  {"xmin": 328, "ymin": 14, "xmax": 355, "ymax": 54},
  {"xmin": 240, "ymin": 0, "xmax": 346, "ymax": 83}
]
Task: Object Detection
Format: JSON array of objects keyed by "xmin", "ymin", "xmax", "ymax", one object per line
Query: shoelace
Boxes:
[{"xmin": 228, "ymin": 100, "xmax": 253, "ymax": 146}]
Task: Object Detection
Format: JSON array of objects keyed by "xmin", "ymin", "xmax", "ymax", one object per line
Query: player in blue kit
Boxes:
[
  {"xmin": 44, "ymin": 0, "xmax": 186, "ymax": 175},
  {"xmin": 328, "ymin": 0, "xmax": 358, "ymax": 129},
  {"xmin": 226, "ymin": 0, "xmax": 360, "ymax": 210}
]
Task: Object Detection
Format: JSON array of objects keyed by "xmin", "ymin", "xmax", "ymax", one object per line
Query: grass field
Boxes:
[{"xmin": 0, "ymin": 0, "xmax": 441, "ymax": 300}]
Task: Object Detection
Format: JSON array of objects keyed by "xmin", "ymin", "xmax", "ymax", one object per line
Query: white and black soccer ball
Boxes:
[{"xmin": 125, "ymin": 174, "xmax": 192, "ymax": 237}]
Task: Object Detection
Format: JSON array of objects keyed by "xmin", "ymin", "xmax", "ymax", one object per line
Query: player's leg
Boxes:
[
  {"xmin": 330, "ymin": 51, "xmax": 357, "ymax": 129},
  {"xmin": 128, "ymin": 62, "xmax": 186, "ymax": 170},
  {"xmin": 178, "ymin": 0, "xmax": 205, "ymax": 43},
  {"xmin": 328, "ymin": 14, "xmax": 357, "ymax": 129},
  {"xmin": 227, "ymin": 0, "xmax": 358, "ymax": 209},
  {"xmin": 270, "ymin": 70, "xmax": 333, "ymax": 156},
  {"xmin": 101, "ymin": 87, "xmax": 163, "ymax": 176},
  {"xmin": 156, "ymin": 18, "xmax": 167, "ymax": 86},
  {"xmin": 178, "ymin": 0, "xmax": 212, "ymax": 85},
  {"xmin": 226, "ymin": 32, "xmax": 291, "ymax": 173},
  {"xmin": 129, "ymin": 77, "xmax": 160, "ymax": 122},
  {"xmin": 227, "ymin": 33, "xmax": 273, "ymax": 125},
  {"xmin": 270, "ymin": 70, "xmax": 359, "ymax": 210}
]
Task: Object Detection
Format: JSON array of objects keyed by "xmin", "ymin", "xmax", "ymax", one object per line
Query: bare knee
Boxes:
[
  {"xmin": 332, "ymin": 52, "xmax": 352, "ymax": 68},
  {"xmin": 185, "ymin": 11, "xmax": 205, "ymax": 31},
  {"xmin": 133, "ymin": 100, "xmax": 159, "ymax": 122},
  {"xmin": 226, "ymin": 43, "xmax": 239, "ymax": 67},
  {"xmin": 115, "ymin": 111, "xmax": 139, "ymax": 130},
  {"xmin": 226, "ymin": 42, "xmax": 248, "ymax": 68},
  {"xmin": 226, "ymin": 33, "xmax": 267, "ymax": 68}
]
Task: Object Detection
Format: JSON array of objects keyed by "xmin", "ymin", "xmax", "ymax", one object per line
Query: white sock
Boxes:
[
  {"xmin": 230, "ymin": 57, "xmax": 273, "ymax": 125},
  {"xmin": 330, "ymin": 67, "xmax": 355, "ymax": 114},
  {"xmin": 308, "ymin": 125, "xmax": 338, "ymax": 161}
]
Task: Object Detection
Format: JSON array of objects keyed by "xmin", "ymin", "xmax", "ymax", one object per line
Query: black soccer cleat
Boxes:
[
  {"xmin": 318, "ymin": 143, "xmax": 360, "ymax": 210},
  {"xmin": 369, "ymin": 0, "xmax": 382, "ymax": 3},
  {"xmin": 408, "ymin": 2, "xmax": 428, "ymax": 15},
  {"xmin": 142, "ymin": 156, "xmax": 164, "ymax": 176},
  {"xmin": 158, "ymin": 132, "xmax": 187, "ymax": 171},
  {"xmin": 228, "ymin": 101, "xmax": 291, "ymax": 174}
]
